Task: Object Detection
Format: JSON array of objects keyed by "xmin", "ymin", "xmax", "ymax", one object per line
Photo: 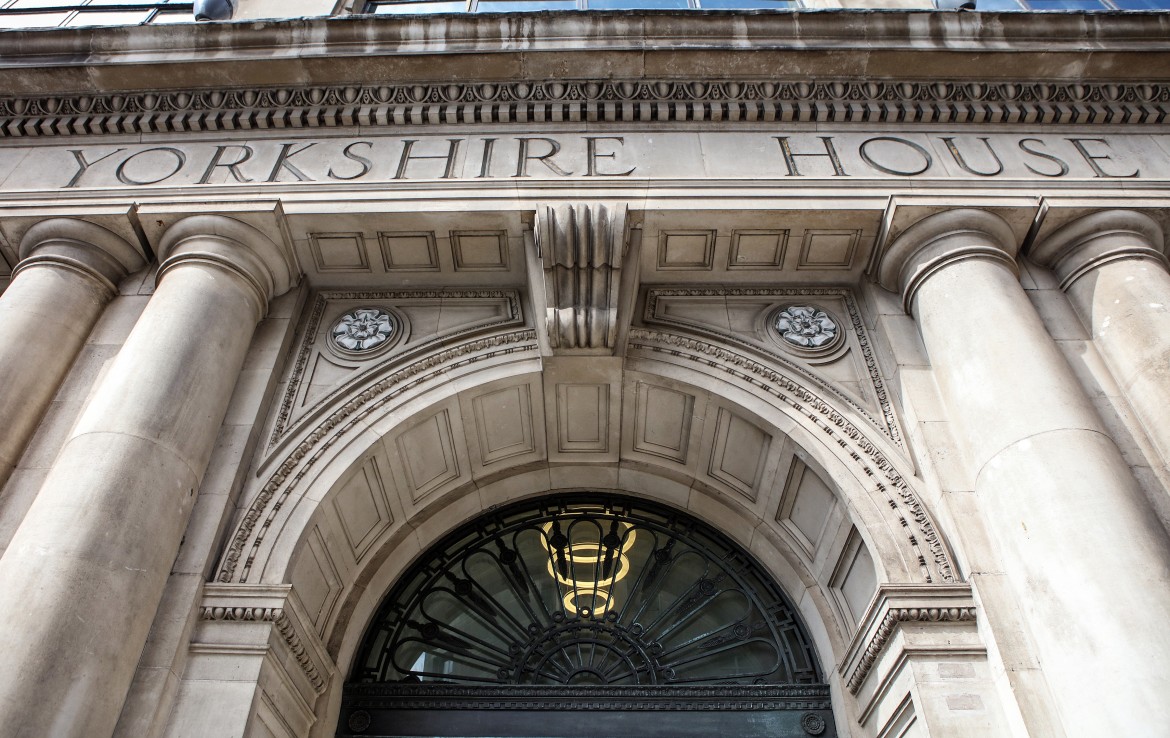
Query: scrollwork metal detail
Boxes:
[{"xmin": 351, "ymin": 494, "xmax": 822, "ymax": 688}]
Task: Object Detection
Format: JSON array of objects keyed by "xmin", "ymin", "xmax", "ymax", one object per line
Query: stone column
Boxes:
[
  {"xmin": 0, "ymin": 215, "xmax": 293, "ymax": 738},
  {"xmin": 878, "ymin": 209, "xmax": 1170, "ymax": 737},
  {"xmin": 1031, "ymin": 210, "xmax": 1170, "ymax": 474},
  {"xmin": 0, "ymin": 218, "xmax": 144, "ymax": 490}
]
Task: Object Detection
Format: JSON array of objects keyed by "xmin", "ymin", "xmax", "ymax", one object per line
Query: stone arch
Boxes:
[{"xmin": 211, "ymin": 324, "xmax": 958, "ymax": 735}]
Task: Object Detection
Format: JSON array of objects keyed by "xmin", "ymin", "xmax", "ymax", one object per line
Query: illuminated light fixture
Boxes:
[{"xmin": 543, "ymin": 519, "xmax": 637, "ymax": 618}]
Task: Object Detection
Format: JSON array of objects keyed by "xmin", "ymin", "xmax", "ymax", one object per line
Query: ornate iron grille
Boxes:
[{"xmin": 352, "ymin": 494, "xmax": 822, "ymax": 686}]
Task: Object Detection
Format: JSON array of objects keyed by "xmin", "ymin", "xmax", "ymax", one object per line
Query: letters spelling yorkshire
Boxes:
[{"xmin": 49, "ymin": 133, "xmax": 1148, "ymax": 189}]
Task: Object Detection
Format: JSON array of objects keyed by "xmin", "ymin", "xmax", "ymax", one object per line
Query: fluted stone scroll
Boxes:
[{"xmin": 536, "ymin": 203, "xmax": 628, "ymax": 352}]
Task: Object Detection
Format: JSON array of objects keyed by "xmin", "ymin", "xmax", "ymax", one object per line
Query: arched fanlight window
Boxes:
[{"xmin": 352, "ymin": 493, "xmax": 821, "ymax": 686}]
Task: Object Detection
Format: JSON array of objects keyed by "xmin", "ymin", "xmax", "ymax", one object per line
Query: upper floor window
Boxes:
[{"xmin": 0, "ymin": 0, "xmax": 194, "ymax": 28}]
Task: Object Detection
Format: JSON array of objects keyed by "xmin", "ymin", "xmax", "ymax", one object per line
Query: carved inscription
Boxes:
[{"xmin": 0, "ymin": 132, "xmax": 1161, "ymax": 191}]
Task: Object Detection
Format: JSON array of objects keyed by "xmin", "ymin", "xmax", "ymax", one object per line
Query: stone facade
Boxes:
[{"xmin": 0, "ymin": 8, "xmax": 1169, "ymax": 738}]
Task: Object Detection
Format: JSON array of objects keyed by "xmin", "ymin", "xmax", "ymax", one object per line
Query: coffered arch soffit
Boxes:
[{"xmin": 216, "ymin": 321, "xmax": 957, "ymax": 655}]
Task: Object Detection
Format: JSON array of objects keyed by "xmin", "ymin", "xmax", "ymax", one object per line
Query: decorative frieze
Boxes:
[{"xmin": 2, "ymin": 79, "xmax": 1167, "ymax": 137}]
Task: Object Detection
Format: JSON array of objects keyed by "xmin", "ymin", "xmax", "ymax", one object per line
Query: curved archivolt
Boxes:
[{"xmin": 353, "ymin": 493, "xmax": 822, "ymax": 687}]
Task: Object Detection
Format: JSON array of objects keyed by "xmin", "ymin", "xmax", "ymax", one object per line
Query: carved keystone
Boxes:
[{"xmin": 536, "ymin": 203, "xmax": 628, "ymax": 352}]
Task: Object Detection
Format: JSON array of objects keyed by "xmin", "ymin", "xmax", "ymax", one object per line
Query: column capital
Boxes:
[
  {"xmin": 1030, "ymin": 210, "xmax": 1167, "ymax": 291},
  {"xmin": 877, "ymin": 208, "xmax": 1019, "ymax": 311},
  {"xmin": 17, "ymin": 217, "xmax": 145, "ymax": 293},
  {"xmin": 158, "ymin": 214, "xmax": 295, "ymax": 316}
]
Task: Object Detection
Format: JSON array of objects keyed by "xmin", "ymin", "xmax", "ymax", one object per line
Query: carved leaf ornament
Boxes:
[{"xmin": 352, "ymin": 494, "xmax": 822, "ymax": 687}]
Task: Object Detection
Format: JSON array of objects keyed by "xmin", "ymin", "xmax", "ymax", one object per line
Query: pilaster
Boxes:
[
  {"xmin": 840, "ymin": 585, "xmax": 1014, "ymax": 737},
  {"xmin": 165, "ymin": 584, "xmax": 336, "ymax": 738}
]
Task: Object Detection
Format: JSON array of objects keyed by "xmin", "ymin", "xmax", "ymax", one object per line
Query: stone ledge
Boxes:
[
  {"xmin": 839, "ymin": 583, "xmax": 979, "ymax": 697},
  {"xmin": 197, "ymin": 583, "xmax": 337, "ymax": 698}
]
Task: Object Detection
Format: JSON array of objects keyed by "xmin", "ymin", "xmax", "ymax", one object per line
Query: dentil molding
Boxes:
[
  {"xmin": 840, "ymin": 584, "xmax": 978, "ymax": 696},
  {"xmin": 2, "ymin": 79, "xmax": 1168, "ymax": 137}
]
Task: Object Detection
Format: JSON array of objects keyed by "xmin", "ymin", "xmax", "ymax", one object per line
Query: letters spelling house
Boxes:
[{"xmin": 0, "ymin": 1, "xmax": 1168, "ymax": 737}]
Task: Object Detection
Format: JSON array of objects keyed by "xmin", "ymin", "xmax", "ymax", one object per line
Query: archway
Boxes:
[{"xmin": 202, "ymin": 317, "xmax": 962, "ymax": 738}]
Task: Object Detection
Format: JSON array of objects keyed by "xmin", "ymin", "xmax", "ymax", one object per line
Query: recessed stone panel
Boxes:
[
  {"xmin": 556, "ymin": 383, "xmax": 609, "ymax": 453},
  {"xmin": 290, "ymin": 526, "xmax": 342, "ymax": 634},
  {"xmin": 380, "ymin": 231, "xmax": 440, "ymax": 271},
  {"xmin": 836, "ymin": 533, "xmax": 877, "ymax": 624},
  {"xmin": 658, "ymin": 230, "xmax": 715, "ymax": 270},
  {"xmin": 708, "ymin": 408, "xmax": 771, "ymax": 501},
  {"xmin": 798, "ymin": 229, "xmax": 860, "ymax": 269},
  {"xmin": 777, "ymin": 461, "xmax": 836, "ymax": 557},
  {"xmin": 395, "ymin": 410, "xmax": 460, "ymax": 501},
  {"xmin": 451, "ymin": 230, "xmax": 509, "ymax": 271},
  {"xmin": 633, "ymin": 383, "xmax": 694, "ymax": 463},
  {"xmin": 472, "ymin": 384, "xmax": 535, "ymax": 465},
  {"xmin": 309, "ymin": 232, "xmax": 370, "ymax": 272},
  {"xmin": 331, "ymin": 457, "xmax": 393, "ymax": 561},
  {"xmin": 728, "ymin": 230, "xmax": 787, "ymax": 269}
]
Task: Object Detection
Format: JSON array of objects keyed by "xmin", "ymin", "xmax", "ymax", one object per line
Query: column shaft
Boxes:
[
  {"xmin": 0, "ymin": 216, "xmax": 288, "ymax": 738},
  {"xmin": 0, "ymin": 219, "xmax": 142, "ymax": 490},
  {"xmin": 1034, "ymin": 211, "xmax": 1170, "ymax": 474},
  {"xmin": 0, "ymin": 266, "xmax": 110, "ymax": 485},
  {"xmin": 886, "ymin": 211, "xmax": 1170, "ymax": 737},
  {"xmin": 1068, "ymin": 260, "xmax": 1170, "ymax": 461}
]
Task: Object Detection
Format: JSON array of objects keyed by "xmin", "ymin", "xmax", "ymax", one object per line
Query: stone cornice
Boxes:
[
  {"xmin": 3, "ymin": 13, "xmax": 1170, "ymax": 73},
  {"xmin": 839, "ymin": 583, "xmax": 977, "ymax": 696},
  {"xmin": 199, "ymin": 583, "xmax": 335, "ymax": 695},
  {"xmin": 2, "ymin": 78, "xmax": 1168, "ymax": 138},
  {"xmin": 1, "ymin": 13, "xmax": 1170, "ymax": 137}
]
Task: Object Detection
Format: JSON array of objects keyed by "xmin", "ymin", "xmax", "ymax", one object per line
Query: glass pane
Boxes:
[
  {"xmin": 587, "ymin": 0, "xmax": 689, "ymax": 7},
  {"xmin": 370, "ymin": 1, "xmax": 466, "ymax": 11},
  {"xmin": 477, "ymin": 0, "xmax": 577, "ymax": 9},
  {"xmin": 0, "ymin": 11, "xmax": 69, "ymax": 25},
  {"xmin": 1112, "ymin": 0, "xmax": 1170, "ymax": 7},
  {"xmin": 698, "ymin": 0, "xmax": 795, "ymax": 6},
  {"xmin": 66, "ymin": 8, "xmax": 150, "ymax": 23},
  {"xmin": 1024, "ymin": 0, "xmax": 1109, "ymax": 6}
]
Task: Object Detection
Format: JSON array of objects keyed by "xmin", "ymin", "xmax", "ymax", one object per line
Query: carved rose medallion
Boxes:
[
  {"xmin": 774, "ymin": 306, "xmax": 839, "ymax": 351},
  {"xmin": 331, "ymin": 308, "xmax": 395, "ymax": 354},
  {"xmin": 800, "ymin": 712, "xmax": 827, "ymax": 736}
]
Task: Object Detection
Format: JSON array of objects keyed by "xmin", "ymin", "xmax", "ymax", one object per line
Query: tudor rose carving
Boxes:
[
  {"xmin": 331, "ymin": 307, "xmax": 396, "ymax": 354},
  {"xmin": 774, "ymin": 306, "xmax": 840, "ymax": 350}
]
